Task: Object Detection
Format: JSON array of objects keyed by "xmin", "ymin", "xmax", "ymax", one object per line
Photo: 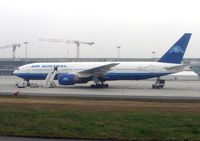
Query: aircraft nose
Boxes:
[
  {"xmin": 13, "ymin": 69, "xmax": 19, "ymax": 76},
  {"xmin": 13, "ymin": 70, "xmax": 17, "ymax": 75}
]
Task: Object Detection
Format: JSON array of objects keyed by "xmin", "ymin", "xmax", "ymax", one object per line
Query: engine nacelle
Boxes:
[{"xmin": 58, "ymin": 74, "xmax": 78, "ymax": 85}]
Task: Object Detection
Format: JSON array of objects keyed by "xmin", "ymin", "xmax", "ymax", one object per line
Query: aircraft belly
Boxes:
[{"xmin": 103, "ymin": 73, "xmax": 171, "ymax": 80}]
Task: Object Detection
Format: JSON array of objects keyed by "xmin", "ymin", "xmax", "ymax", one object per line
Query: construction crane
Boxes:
[
  {"xmin": 0, "ymin": 44, "xmax": 20, "ymax": 59},
  {"xmin": 39, "ymin": 38, "xmax": 95, "ymax": 58}
]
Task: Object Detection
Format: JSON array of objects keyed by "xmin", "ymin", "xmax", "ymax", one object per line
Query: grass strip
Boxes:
[{"xmin": 0, "ymin": 105, "xmax": 200, "ymax": 140}]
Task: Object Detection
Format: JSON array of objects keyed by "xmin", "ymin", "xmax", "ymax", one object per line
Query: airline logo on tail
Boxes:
[
  {"xmin": 158, "ymin": 33, "xmax": 192, "ymax": 64},
  {"xmin": 169, "ymin": 46, "xmax": 184, "ymax": 53}
]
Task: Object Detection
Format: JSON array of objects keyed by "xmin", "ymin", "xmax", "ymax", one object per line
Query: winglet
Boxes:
[{"xmin": 158, "ymin": 33, "xmax": 192, "ymax": 64}]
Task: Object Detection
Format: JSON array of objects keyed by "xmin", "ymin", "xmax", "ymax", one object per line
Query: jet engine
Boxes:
[{"xmin": 58, "ymin": 74, "xmax": 79, "ymax": 85}]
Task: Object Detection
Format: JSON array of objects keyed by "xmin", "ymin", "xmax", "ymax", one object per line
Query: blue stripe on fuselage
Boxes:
[
  {"xmin": 13, "ymin": 72, "xmax": 171, "ymax": 81},
  {"xmin": 13, "ymin": 73, "xmax": 48, "ymax": 80},
  {"xmin": 103, "ymin": 73, "xmax": 171, "ymax": 80}
]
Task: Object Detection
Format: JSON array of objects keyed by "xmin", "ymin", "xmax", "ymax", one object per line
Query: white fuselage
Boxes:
[{"xmin": 13, "ymin": 62, "xmax": 181, "ymax": 82}]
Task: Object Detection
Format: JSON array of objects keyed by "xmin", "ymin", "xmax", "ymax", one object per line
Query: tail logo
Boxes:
[{"xmin": 169, "ymin": 46, "xmax": 184, "ymax": 54}]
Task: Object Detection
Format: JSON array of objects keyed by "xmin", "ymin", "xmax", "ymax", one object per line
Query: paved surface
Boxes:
[{"xmin": 1, "ymin": 76, "xmax": 200, "ymax": 100}]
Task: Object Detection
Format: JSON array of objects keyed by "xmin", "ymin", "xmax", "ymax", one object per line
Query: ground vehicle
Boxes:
[
  {"xmin": 16, "ymin": 81, "xmax": 25, "ymax": 88},
  {"xmin": 30, "ymin": 83, "xmax": 39, "ymax": 88}
]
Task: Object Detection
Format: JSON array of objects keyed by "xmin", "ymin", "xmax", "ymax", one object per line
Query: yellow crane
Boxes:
[
  {"xmin": 0, "ymin": 44, "xmax": 20, "ymax": 59},
  {"xmin": 39, "ymin": 38, "xmax": 94, "ymax": 58}
]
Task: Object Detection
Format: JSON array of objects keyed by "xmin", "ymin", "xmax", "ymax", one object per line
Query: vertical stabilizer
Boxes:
[{"xmin": 158, "ymin": 33, "xmax": 192, "ymax": 64}]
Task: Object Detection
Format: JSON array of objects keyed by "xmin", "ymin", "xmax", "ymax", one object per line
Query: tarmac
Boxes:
[{"xmin": 1, "ymin": 76, "xmax": 200, "ymax": 100}]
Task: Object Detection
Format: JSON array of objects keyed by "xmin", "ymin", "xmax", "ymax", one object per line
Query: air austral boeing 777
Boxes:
[{"xmin": 14, "ymin": 33, "xmax": 192, "ymax": 88}]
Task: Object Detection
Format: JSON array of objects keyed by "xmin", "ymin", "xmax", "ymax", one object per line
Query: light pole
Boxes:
[
  {"xmin": 117, "ymin": 46, "xmax": 121, "ymax": 58},
  {"xmin": 152, "ymin": 51, "xmax": 156, "ymax": 58},
  {"xmin": 24, "ymin": 42, "xmax": 29, "ymax": 58}
]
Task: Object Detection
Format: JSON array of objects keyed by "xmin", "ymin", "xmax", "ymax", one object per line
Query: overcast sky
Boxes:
[{"xmin": 0, "ymin": 0, "xmax": 199, "ymax": 58}]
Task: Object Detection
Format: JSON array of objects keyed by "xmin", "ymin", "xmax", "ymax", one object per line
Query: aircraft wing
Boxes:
[
  {"xmin": 165, "ymin": 64, "xmax": 191, "ymax": 72},
  {"xmin": 75, "ymin": 63, "xmax": 119, "ymax": 78}
]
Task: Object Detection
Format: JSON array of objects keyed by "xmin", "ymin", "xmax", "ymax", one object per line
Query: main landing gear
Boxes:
[
  {"xmin": 90, "ymin": 77, "xmax": 109, "ymax": 88},
  {"xmin": 152, "ymin": 77, "xmax": 165, "ymax": 89},
  {"xmin": 90, "ymin": 83, "xmax": 109, "ymax": 88},
  {"xmin": 26, "ymin": 80, "xmax": 30, "ymax": 87}
]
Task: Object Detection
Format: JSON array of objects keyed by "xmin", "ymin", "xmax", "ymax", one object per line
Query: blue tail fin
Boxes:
[{"xmin": 158, "ymin": 33, "xmax": 192, "ymax": 64}]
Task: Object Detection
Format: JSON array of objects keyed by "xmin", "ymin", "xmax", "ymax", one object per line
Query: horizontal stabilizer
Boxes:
[{"xmin": 165, "ymin": 65, "xmax": 191, "ymax": 72}]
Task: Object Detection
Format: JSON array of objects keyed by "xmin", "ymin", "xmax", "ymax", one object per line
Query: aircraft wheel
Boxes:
[
  {"xmin": 156, "ymin": 86, "xmax": 160, "ymax": 89},
  {"xmin": 90, "ymin": 84, "xmax": 95, "ymax": 88},
  {"xmin": 90, "ymin": 84, "xmax": 109, "ymax": 88},
  {"xmin": 94, "ymin": 84, "xmax": 100, "ymax": 88},
  {"xmin": 99, "ymin": 84, "xmax": 104, "ymax": 88},
  {"xmin": 104, "ymin": 84, "xmax": 109, "ymax": 88}
]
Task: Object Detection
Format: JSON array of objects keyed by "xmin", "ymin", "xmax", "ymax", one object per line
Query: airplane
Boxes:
[{"xmin": 13, "ymin": 33, "xmax": 192, "ymax": 89}]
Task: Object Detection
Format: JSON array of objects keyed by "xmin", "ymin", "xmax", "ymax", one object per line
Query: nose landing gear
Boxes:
[{"xmin": 26, "ymin": 80, "xmax": 30, "ymax": 87}]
